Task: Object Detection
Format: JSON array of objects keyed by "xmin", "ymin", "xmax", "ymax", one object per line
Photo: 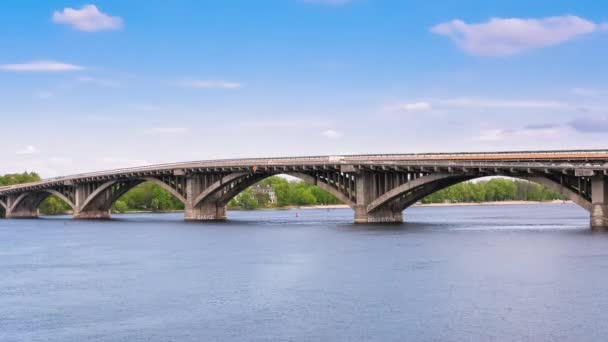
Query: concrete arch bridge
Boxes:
[{"xmin": 1, "ymin": 150, "xmax": 607, "ymax": 230}]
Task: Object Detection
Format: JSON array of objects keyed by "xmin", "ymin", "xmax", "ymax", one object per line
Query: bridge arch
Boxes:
[
  {"xmin": 8, "ymin": 189, "xmax": 76, "ymax": 214},
  {"xmin": 192, "ymin": 172, "xmax": 356, "ymax": 210},
  {"xmin": 366, "ymin": 174, "xmax": 592, "ymax": 216},
  {"xmin": 78, "ymin": 177, "xmax": 187, "ymax": 215}
]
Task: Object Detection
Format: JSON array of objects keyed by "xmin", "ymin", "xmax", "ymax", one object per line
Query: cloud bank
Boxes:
[
  {"xmin": 398, "ymin": 102, "xmax": 433, "ymax": 112},
  {"xmin": 52, "ymin": 5, "xmax": 123, "ymax": 32},
  {"xmin": 0, "ymin": 60, "xmax": 85, "ymax": 72},
  {"xmin": 177, "ymin": 80, "xmax": 242, "ymax": 89},
  {"xmin": 432, "ymin": 15, "xmax": 607, "ymax": 56}
]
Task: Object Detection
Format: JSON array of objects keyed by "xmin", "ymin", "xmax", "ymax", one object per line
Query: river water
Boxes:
[{"xmin": 1, "ymin": 203, "xmax": 607, "ymax": 341}]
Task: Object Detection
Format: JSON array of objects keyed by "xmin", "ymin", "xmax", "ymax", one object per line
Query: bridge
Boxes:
[{"xmin": 1, "ymin": 150, "xmax": 607, "ymax": 229}]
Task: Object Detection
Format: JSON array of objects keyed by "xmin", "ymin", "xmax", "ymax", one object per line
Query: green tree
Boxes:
[
  {"xmin": 113, "ymin": 200, "xmax": 129, "ymax": 213},
  {"xmin": 39, "ymin": 195, "xmax": 71, "ymax": 215},
  {"xmin": 234, "ymin": 189, "xmax": 259, "ymax": 209},
  {"xmin": 420, "ymin": 178, "xmax": 563, "ymax": 204}
]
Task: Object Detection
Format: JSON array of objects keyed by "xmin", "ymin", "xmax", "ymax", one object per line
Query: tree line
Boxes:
[
  {"xmin": 1, "ymin": 172, "xmax": 565, "ymax": 215},
  {"xmin": 420, "ymin": 178, "xmax": 565, "ymax": 204},
  {"xmin": 228, "ymin": 176, "xmax": 342, "ymax": 209}
]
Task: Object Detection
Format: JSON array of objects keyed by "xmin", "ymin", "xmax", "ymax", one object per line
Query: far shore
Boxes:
[
  {"xmin": 278, "ymin": 200, "xmax": 573, "ymax": 210},
  {"xmin": 43, "ymin": 200, "xmax": 574, "ymax": 216},
  {"xmin": 121, "ymin": 200, "xmax": 575, "ymax": 213}
]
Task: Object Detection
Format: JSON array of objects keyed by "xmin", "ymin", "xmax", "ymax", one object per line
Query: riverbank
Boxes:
[
  {"xmin": 414, "ymin": 199, "xmax": 571, "ymax": 207},
  {"xmin": 43, "ymin": 200, "xmax": 574, "ymax": 216},
  {"xmin": 248, "ymin": 200, "xmax": 573, "ymax": 210}
]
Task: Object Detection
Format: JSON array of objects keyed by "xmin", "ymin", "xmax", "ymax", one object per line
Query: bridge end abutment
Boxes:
[{"xmin": 591, "ymin": 175, "xmax": 608, "ymax": 231}]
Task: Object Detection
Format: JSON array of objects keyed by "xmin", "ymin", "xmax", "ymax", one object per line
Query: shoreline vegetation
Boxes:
[
  {"xmin": 37, "ymin": 200, "xmax": 574, "ymax": 216},
  {"xmin": 1, "ymin": 172, "xmax": 569, "ymax": 216}
]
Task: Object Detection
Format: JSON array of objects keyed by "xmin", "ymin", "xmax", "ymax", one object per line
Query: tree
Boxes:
[
  {"xmin": 419, "ymin": 178, "xmax": 563, "ymax": 204},
  {"xmin": 234, "ymin": 189, "xmax": 259, "ymax": 209},
  {"xmin": 39, "ymin": 196, "xmax": 71, "ymax": 215},
  {"xmin": 113, "ymin": 200, "xmax": 129, "ymax": 213}
]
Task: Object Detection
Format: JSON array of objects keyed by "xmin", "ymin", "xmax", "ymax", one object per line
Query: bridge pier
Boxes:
[
  {"xmin": 5, "ymin": 209, "xmax": 39, "ymax": 219},
  {"xmin": 354, "ymin": 171, "xmax": 403, "ymax": 224},
  {"xmin": 591, "ymin": 175, "xmax": 608, "ymax": 231},
  {"xmin": 71, "ymin": 185, "xmax": 112, "ymax": 220},
  {"xmin": 73, "ymin": 209, "xmax": 111, "ymax": 220},
  {"xmin": 355, "ymin": 206, "xmax": 403, "ymax": 224},
  {"xmin": 183, "ymin": 174, "xmax": 227, "ymax": 221},
  {"xmin": 184, "ymin": 203, "xmax": 226, "ymax": 221}
]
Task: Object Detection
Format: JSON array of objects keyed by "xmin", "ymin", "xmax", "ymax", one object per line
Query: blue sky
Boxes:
[{"xmin": 1, "ymin": 0, "xmax": 607, "ymax": 177}]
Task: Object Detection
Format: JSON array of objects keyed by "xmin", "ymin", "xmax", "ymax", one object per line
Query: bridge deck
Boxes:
[{"xmin": 1, "ymin": 150, "xmax": 608, "ymax": 193}]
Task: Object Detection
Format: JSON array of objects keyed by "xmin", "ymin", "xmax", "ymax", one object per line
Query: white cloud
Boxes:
[
  {"xmin": 16, "ymin": 145, "xmax": 39, "ymax": 155},
  {"xmin": 322, "ymin": 129, "xmax": 344, "ymax": 139},
  {"xmin": 0, "ymin": 60, "xmax": 85, "ymax": 72},
  {"xmin": 52, "ymin": 5, "xmax": 123, "ymax": 32},
  {"xmin": 177, "ymin": 80, "xmax": 242, "ymax": 89},
  {"xmin": 431, "ymin": 15, "xmax": 607, "ymax": 56},
  {"xmin": 388, "ymin": 97, "xmax": 568, "ymax": 114},
  {"xmin": 398, "ymin": 102, "xmax": 433, "ymax": 112}
]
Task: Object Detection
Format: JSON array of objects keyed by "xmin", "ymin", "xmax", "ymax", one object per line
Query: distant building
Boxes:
[{"xmin": 251, "ymin": 184, "xmax": 277, "ymax": 204}]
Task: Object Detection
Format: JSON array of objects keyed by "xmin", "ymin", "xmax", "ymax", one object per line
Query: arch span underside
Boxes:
[
  {"xmin": 196, "ymin": 172, "xmax": 356, "ymax": 208},
  {"xmin": 3, "ymin": 189, "xmax": 76, "ymax": 218},
  {"xmin": 70, "ymin": 171, "xmax": 354, "ymax": 221},
  {"xmin": 185, "ymin": 171, "xmax": 357, "ymax": 221},
  {"xmin": 366, "ymin": 174, "xmax": 593, "ymax": 220},
  {"xmin": 75, "ymin": 177, "xmax": 188, "ymax": 219}
]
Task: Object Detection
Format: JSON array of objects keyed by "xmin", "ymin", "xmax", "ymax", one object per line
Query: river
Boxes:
[{"xmin": 1, "ymin": 203, "xmax": 607, "ymax": 341}]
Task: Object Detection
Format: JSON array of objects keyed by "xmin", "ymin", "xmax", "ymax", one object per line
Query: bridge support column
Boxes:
[
  {"xmin": 184, "ymin": 175, "xmax": 226, "ymax": 221},
  {"xmin": 591, "ymin": 175, "xmax": 608, "ymax": 230},
  {"xmin": 72, "ymin": 185, "xmax": 111, "ymax": 220},
  {"xmin": 354, "ymin": 171, "xmax": 403, "ymax": 224}
]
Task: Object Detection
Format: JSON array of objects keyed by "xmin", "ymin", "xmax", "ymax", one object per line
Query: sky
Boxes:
[{"xmin": 1, "ymin": 0, "xmax": 608, "ymax": 177}]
